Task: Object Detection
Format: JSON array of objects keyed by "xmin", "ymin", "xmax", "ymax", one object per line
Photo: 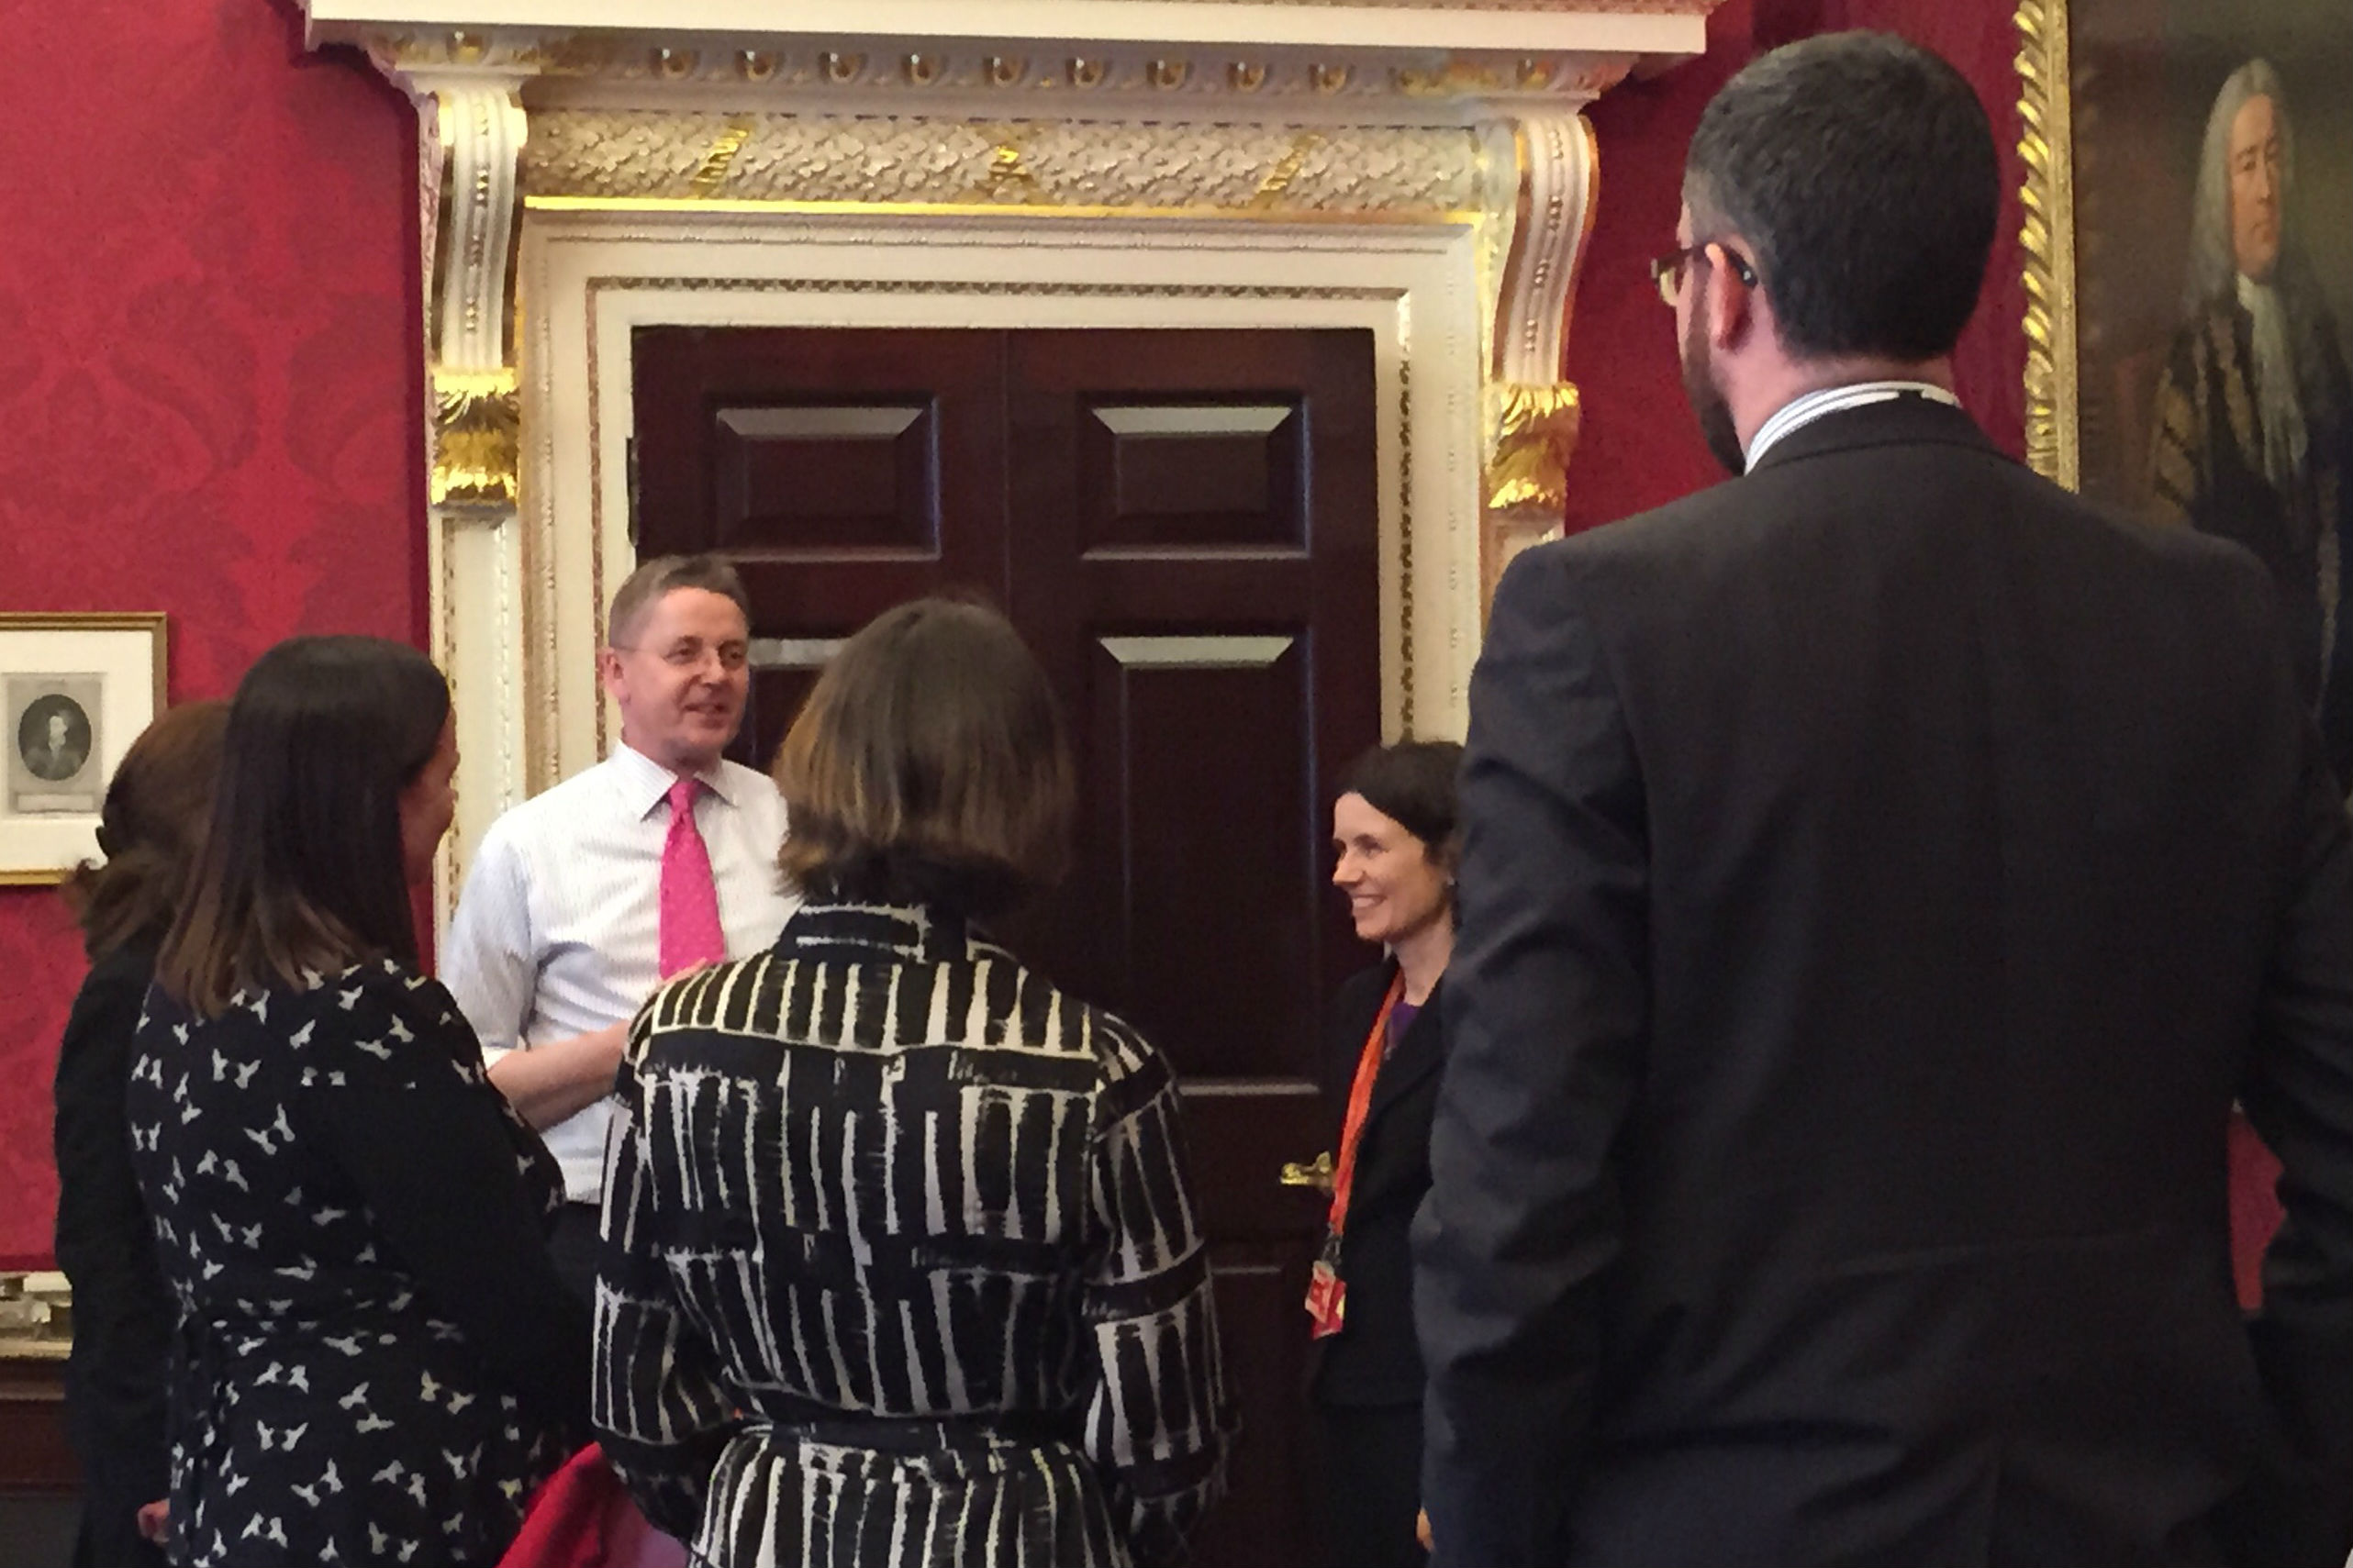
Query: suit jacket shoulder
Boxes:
[{"xmin": 1505, "ymin": 411, "xmax": 2283, "ymax": 667}]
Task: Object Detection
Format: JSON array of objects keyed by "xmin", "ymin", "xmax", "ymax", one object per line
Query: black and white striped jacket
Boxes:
[{"xmin": 594, "ymin": 900, "xmax": 1233, "ymax": 1568}]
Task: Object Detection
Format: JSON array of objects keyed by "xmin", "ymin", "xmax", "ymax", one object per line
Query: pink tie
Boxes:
[{"xmin": 658, "ymin": 777, "xmax": 726, "ymax": 978}]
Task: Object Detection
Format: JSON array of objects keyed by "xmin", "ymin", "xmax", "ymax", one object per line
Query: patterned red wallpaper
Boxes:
[{"xmin": 0, "ymin": 0, "xmax": 422, "ymax": 1263}]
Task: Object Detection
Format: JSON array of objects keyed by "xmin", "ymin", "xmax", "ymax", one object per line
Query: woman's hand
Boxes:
[
  {"xmin": 136, "ymin": 1500, "xmax": 169, "ymax": 1545},
  {"xmin": 1417, "ymin": 1507, "xmax": 1433, "ymax": 1551}
]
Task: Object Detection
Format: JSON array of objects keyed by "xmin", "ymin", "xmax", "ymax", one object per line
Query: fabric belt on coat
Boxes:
[{"xmin": 758, "ymin": 1393, "xmax": 1078, "ymax": 1454}]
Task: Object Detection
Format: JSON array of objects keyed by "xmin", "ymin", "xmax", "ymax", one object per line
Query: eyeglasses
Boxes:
[{"xmin": 1648, "ymin": 241, "xmax": 1759, "ymax": 306}]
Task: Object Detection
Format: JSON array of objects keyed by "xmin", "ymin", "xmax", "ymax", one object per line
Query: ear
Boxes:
[
  {"xmin": 597, "ymin": 647, "xmax": 628, "ymax": 705},
  {"xmin": 1701, "ymin": 242, "xmax": 1755, "ymax": 353}
]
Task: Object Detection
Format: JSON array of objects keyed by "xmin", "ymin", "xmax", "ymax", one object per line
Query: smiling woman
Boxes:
[{"xmin": 1310, "ymin": 740, "xmax": 1461, "ymax": 1568}]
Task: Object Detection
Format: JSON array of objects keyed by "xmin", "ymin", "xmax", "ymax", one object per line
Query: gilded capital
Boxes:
[{"xmin": 429, "ymin": 367, "xmax": 521, "ymax": 508}]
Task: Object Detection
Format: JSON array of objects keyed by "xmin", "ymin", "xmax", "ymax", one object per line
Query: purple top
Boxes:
[{"xmin": 1385, "ymin": 999, "xmax": 1422, "ymax": 1059}]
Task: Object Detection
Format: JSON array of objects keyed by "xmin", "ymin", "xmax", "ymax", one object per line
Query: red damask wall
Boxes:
[{"xmin": 0, "ymin": 0, "xmax": 422, "ymax": 1263}]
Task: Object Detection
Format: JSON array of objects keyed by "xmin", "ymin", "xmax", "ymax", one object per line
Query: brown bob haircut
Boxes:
[
  {"xmin": 62, "ymin": 699, "xmax": 229, "ymax": 962},
  {"xmin": 774, "ymin": 597, "xmax": 1073, "ymax": 917}
]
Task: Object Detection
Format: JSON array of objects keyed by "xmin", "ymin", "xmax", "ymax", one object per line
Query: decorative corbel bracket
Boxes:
[
  {"xmin": 422, "ymin": 83, "xmax": 527, "ymax": 506},
  {"xmin": 406, "ymin": 76, "xmax": 530, "ymax": 926},
  {"xmin": 1479, "ymin": 112, "xmax": 1599, "ymax": 613}
]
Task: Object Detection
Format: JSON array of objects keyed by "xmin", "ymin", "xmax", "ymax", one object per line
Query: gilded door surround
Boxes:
[{"xmin": 299, "ymin": 1, "xmax": 1723, "ymax": 917}]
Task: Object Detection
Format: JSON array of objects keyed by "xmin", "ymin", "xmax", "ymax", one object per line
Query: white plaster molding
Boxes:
[
  {"xmin": 425, "ymin": 85, "xmax": 530, "ymax": 370},
  {"xmin": 1479, "ymin": 109, "xmax": 1597, "ymax": 603},
  {"xmin": 411, "ymin": 84, "xmax": 531, "ymax": 931},
  {"xmin": 306, "ymin": 0, "xmax": 1712, "ymax": 91},
  {"xmin": 1493, "ymin": 112, "xmax": 1594, "ymax": 387}
]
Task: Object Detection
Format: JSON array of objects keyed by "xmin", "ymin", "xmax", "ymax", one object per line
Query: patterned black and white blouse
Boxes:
[
  {"xmin": 127, "ymin": 959, "xmax": 591, "ymax": 1568},
  {"xmin": 596, "ymin": 900, "xmax": 1235, "ymax": 1568}
]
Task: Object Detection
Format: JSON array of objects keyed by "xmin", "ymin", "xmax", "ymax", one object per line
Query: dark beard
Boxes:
[{"xmin": 1680, "ymin": 294, "xmax": 1746, "ymax": 476}]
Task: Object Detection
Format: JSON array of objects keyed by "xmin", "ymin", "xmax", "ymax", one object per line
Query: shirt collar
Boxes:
[
  {"xmin": 1745, "ymin": 380, "xmax": 1962, "ymax": 471},
  {"xmin": 607, "ymin": 740, "xmax": 742, "ymax": 820}
]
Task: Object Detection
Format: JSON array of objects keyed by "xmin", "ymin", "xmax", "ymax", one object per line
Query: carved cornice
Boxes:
[
  {"xmin": 353, "ymin": 41, "xmax": 1650, "ymax": 129},
  {"xmin": 306, "ymin": 0, "xmax": 1723, "ymax": 123},
  {"xmin": 523, "ymin": 111, "xmax": 1489, "ymax": 216},
  {"xmin": 306, "ymin": 2, "xmax": 1718, "ymax": 105}
]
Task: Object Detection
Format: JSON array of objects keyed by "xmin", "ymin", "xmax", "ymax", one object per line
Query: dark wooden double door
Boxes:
[{"xmin": 633, "ymin": 326, "xmax": 1380, "ymax": 1565}]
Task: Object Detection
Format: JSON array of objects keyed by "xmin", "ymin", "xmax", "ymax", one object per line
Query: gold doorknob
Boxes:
[{"xmin": 1279, "ymin": 1151, "xmax": 1334, "ymax": 1193}]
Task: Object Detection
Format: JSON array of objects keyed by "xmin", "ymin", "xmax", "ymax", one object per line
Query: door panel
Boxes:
[
  {"xmin": 632, "ymin": 326, "xmax": 1379, "ymax": 1567},
  {"xmin": 1003, "ymin": 330, "xmax": 1375, "ymax": 1568},
  {"xmin": 709, "ymin": 402, "xmax": 940, "ymax": 554},
  {"xmin": 1079, "ymin": 634, "xmax": 1315, "ymax": 1083},
  {"xmin": 1080, "ymin": 400, "xmax": 1309, "ymax": 553},
  {"xmin": 634, "ymin": 327, "xmax": 1007, "ymax": 628}
]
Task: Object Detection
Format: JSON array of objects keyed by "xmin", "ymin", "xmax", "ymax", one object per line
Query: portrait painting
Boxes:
[
  {"xmin": 7, "ymin": 678, "xmax": 103, "ymax": 810},
  {"xmin": 0, "ymin": 615, "xmax": 165, "ymax": 884},
  {"xmin": 2029, "ymin": 0, "xmax": 2353, "ymax": 781}
]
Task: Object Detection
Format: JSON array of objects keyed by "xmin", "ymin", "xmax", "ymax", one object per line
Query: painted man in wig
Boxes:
[{"xmin": 2150, "ymin": 61, "xmax": 2353, "ymax": 785}]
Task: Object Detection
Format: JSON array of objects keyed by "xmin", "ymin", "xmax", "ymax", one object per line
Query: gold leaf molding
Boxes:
[
  {"xmin": 430, "ymin": 367, "xmax": 521, "ymax": 508},
  {"xmin": 1485, "ymin": 381, "xmax": 1583, "ymax": 512},
  {"xmin": 2015, "ymin": 0, "xmax": 2079, "ymax": 489},
  {"xmin": 521, "ymin": 112, "xmax": 1488, "ymax": 216}
]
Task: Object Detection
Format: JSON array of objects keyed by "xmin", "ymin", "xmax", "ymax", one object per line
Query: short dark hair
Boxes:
[
  {"xmin": 62, "ymin": 699, "xmax": 229, "ymax": 962},
  {"xmin": 606, "ymin": 554, "xmax": 752, "ymax": 648},
  {"xmin": 158, "ymin": 638, "xmax": 450, "ymax": 1016},
  {"xmin": 775, "ymin": 598, "xmax": 1073, "ymax": 918},
  {"xmin": 1686, "ymin": 31, "xmax": 2000, "ymax": 361},
  {"xmin": 1338, "ymin": 740, "xmax": 1464, "ymax": 859}
]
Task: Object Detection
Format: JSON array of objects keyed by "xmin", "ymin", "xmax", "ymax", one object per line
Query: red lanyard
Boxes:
[{"xmin": 1304, "ymin": 973, "xmax": 1404, "ymax": 1338}]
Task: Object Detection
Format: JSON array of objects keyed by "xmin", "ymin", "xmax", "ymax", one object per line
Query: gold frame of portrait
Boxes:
[
  {"xmin": 2017, "ymin": 0, "xmax": 2082, "ymax": 492},
  {"xmin": 0, "ymin": 612, "xmax": 168, "ymax": 887}
]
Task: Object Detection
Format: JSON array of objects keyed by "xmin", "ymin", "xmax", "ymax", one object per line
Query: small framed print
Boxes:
[{"xmin": 0, "ymin": 614, "xmax": 166, "ymax": 885}]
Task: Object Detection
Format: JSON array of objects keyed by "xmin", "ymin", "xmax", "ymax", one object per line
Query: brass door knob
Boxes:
[{"xmin": 1279, "ymin": 1151, "xmax": 1334, "ymax": 1193}]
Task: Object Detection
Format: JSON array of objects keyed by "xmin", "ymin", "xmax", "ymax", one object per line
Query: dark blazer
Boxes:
[
  {"xmin": 1415, "ymin": 395, "xmax": 2353, "ymax": 1568},
  {"xmin": 1314, "ymin": 963, "xmax": 1447, "ymax": 1407},
  {"xmin": 51, "ymin": 940, "xmax": 171, "ymax": 1568}
]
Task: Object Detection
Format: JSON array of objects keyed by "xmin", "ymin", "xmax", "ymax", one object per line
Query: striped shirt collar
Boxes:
[
  {"xmin": 608, "ymin": 740, "xmax": 744, "ymax": 818},
  {"xmin": 1745, "ymin": 380, "xmax": 1962, "ymax": 471}
]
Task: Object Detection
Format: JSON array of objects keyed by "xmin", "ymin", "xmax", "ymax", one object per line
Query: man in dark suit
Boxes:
[{"xmin": 1414, "ymin": 31, "xmax": 2353, "ymax": 1568}]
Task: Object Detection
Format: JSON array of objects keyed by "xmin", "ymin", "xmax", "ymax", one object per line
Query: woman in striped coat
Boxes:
[{"xmin": 594, "ymin": 598, "xmax": 1234, "ymax": 1568}]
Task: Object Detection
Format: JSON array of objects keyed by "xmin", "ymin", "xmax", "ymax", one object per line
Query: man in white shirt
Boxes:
[{"xmin": 444, "ymin": 554, "xmax": 797, "ymax": 1295}]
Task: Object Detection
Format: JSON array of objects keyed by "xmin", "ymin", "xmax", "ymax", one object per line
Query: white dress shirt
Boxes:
[
  {"xmin": 442, "ymin": 743, "xmax": 798, "ymax": 1201},
  {"xmin": 1745, "ymin": 380, "xmax": 1963, "ymax": 471}
]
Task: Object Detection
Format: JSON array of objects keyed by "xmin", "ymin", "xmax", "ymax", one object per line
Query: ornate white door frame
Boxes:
[{"xmin": 297, "ymin": 0, "xmax": 1725, "ymax": 919}]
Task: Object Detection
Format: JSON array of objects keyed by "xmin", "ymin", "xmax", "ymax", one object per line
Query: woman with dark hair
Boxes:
[
  {"xmin": 1309, "ymin": 740, "xmax": 1462, "ymax": 1568},
  {"xmin": 126, "ymin": 636, "xmax": 590, "ymax": 1568},
  {"xmin": 53, "ymin": 699, "xmax": 228, "ymax": 1567},
  {"xmin": 595, "ymin": 597, "xmax": 1233, "ymax": 1568}
]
